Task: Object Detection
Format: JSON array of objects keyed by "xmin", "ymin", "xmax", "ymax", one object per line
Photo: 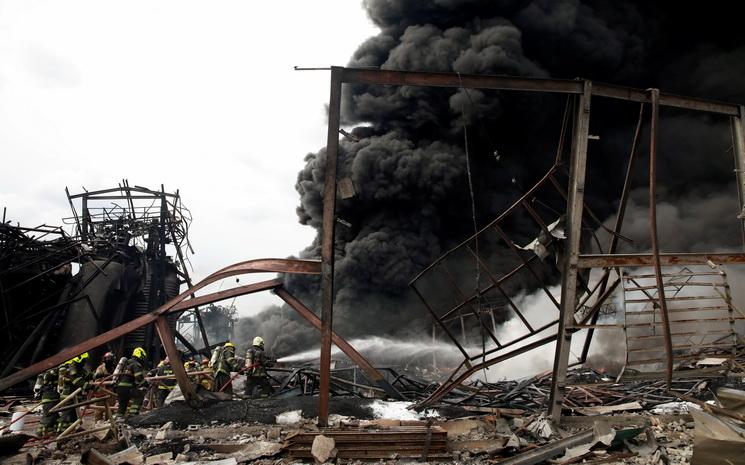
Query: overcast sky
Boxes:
[{"xmin": 0, "ymin": 1, "xmax": 379, "ymax": 316}]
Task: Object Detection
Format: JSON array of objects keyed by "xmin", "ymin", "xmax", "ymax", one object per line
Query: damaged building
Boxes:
[{"xmin": 4, "ymin": 1, "xmax": 745, "ymax": 464}]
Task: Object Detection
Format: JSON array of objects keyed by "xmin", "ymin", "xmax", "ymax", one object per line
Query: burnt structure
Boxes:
[
  {"xmin": 0, "ymin": 222, "xmax": 78, "ymax": 378},
  {"xmin": 61, "ymin": 181, "xmax": 208, "ymax": 361},
  {"xmin": 313, "ymin": 67, "xmax": 745, "ymax": 423},
  {"xmin": 0, "ymin": 182, "xmax": 211, "ymax": 380}
]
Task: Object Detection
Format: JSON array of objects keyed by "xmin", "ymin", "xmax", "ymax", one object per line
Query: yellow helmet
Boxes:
[
  {"xmin": 132, "ymin": 347, "xmax": 147, "ymax": 359},
  {"xmin": 252, "ymin": 336, "xmax": 264, "ymax": 347},
  {"xmin": 74, "ymin": 352, "xmax": 90, "ymax": 363},
  {"xmin": 224, "ymin": 342, "xmax": 235, "ymax": 348}
]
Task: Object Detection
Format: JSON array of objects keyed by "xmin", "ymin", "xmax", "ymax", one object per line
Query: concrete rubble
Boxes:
[{"xmin": 3, "ymin": 390, "xmax": 742, "ymax": 464}]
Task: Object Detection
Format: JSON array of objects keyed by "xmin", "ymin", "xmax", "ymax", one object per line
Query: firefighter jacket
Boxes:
[
  {"xmin": 214, "ymin": 347, "xmax": 241, "ymax": 376},
  {"xmin": 245, "ymin": 346, "xmax": 269, "ymax": 377},
  {"xmin": 94, "ymin": 362, "xmax": 109, "ymax": 379},
  {"xmin": 156, "ymin": 361, "xmax": 176, "ymax": 390},
  {"xmin": 40, "ymin": 369, "xmax": 60, "ymax": 404},
  {"xmin": 116, "ymin": 357, "xmax": 145, "ymax": 388},
  {"xmin": 68, "ymin": 360, "xmax": 91, "ymax": 390}
]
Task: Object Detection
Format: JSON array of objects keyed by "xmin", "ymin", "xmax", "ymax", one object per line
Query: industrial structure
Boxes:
[{"xmin": 1, "ymin": 68, "xmax": 745, "ymax": 432}]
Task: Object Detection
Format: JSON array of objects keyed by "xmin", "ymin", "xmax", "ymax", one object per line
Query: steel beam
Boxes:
[
  {"xmin": 154, "ymin": 316, "xmax": 199, "ymax": 405},
  {"xmin": 338, "ymin": 68, "xmax": 740, "ymax": 116},
  {"xmin": 577, "ymin": 252, "xmax": 745, "ymax": 268},
  {"xmin": 275, "ymin": 287, "xmax": 404, "ymax": 399},
  {"xmin": 732, "ymin": 105, "xmax": 745, "ymax": 245},
  {"xmin": 168, "ymin": 279, "xmax": 283, "ymax": 313},
  {"xmin": 647, "ymin": 88, "xmax": 674, "ymax": 386},
  {"xmin": 548, "ymin": 83, "xmax": 592, "ymax": 421},
  {"xmin": 341, "ymin": 67, "xmax": 582, "ymax": 94},
  {"xmin": 318, "ymin": 66, "xmax": 343, "ymax": 426}
]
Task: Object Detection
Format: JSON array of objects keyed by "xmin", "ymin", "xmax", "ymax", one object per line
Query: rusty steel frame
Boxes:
[
  {"xmin": 319, "ymin": 67, "xmax": 745, "ymax": 421},
  {"xmin": 646, "ymin": 89, "xmax": 674, "ymax": 386},
  {"xmin": 0, "ymin": 259, "xmax": 319, "ymax": 395},
  {"xmin": 547, "ymin": 81, "xmax": 592, "ymax": 419},
  {"xmin": 0, "ymin": 257, "xmax": 398, "ymax": 411},
  {"xmin": 621, "ymin": 267, "xmax": 743, "ymax": 370}
]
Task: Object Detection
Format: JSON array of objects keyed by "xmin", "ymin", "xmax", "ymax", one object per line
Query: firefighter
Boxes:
[
  {"xmin": 213, "ymin": 342, "xmax": 242, "ymax": 394},
  {"xmin": 154, "ymin": 357, "xmax": 176, "ymax": 407},
  {"xmin": 244, "ymin": 337, "xmax": 273, "ymax": 398},
  {"xmin": 69, "ymin": 352, "xmax": 93, "ymax": 393},
  {"xmin": 92, "ymin": 351, "xmax": 116, "ymax": 420},
  {"xmin": 56, "ymin": 353, "xmax": 91, "ymax": 432},
  {"xmin": 199, "ymin": 358, "xmax": 214, "ymax": 391},
  {"xmin": 37, "ymin": 368, "xmax": 60, "ymax": 435},
  {"xmin": 94, "ymin": 352, "xmax": 117, "ymax": 379},
  {"xmin": 115, "ymin": 347, "xmax": 147, "ymax": 417}
]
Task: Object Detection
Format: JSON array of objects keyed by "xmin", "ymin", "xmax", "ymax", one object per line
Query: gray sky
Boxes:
[{"xmin": 0, "ymin": 1, "xmax": 379, "ymax": 315}]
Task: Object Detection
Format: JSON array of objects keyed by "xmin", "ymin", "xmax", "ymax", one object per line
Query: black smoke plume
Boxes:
[{"xmin": 240, "ymin": 0, "xmax": 745, "ymax": 359}]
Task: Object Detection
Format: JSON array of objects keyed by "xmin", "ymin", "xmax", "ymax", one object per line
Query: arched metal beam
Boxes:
[{"xmin": 0, "ymin": 258, "xmax": 320, "ymax": 393}]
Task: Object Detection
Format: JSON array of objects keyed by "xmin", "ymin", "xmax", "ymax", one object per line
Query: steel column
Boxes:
[
  {"xmin": 318, "ymin": 66, "xmax": 343, "ymax": 426},
  {"xmin": 732, "ymin": 105, "xmax": 745, "ymax": 245},
  {"xmin": 154, "ymin": 316, "xmax": 199, "ymax": 405},
  {"xmin": 647, "ymin": 88, "xmax": 674, "ymax": 386},
  {"xmin": 548, "ymin": 82, "xmax": 592, "ymax": 421}
]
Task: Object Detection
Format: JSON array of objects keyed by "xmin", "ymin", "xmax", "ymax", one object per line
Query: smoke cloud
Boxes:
[{"xmin": 239, "ymin": 0, "xmax": 745, "ymax": 360}]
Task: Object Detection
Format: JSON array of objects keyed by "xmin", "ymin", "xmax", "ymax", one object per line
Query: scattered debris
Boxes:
[
  {"xmin": 690, "ymin": 408, "xmax": 745, "ymax": 465},
  {"xmin": 310, "ymin": 434, "xmax": 336, "ymax": 463}
]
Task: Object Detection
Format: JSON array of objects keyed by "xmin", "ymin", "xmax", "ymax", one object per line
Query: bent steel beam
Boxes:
[
  {"xmin": 154, "ymin": 316, "xmax": 198, "ymax": 404},
  {"xmin": 0, "ymin": 278, "xmax": 283, "ymax": 393},
  {"xmin": 275, "ymin": 287, "xmax": 404, "ymax": 400}
]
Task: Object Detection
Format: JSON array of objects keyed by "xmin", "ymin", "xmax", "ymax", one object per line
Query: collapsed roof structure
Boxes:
[{"xmin": 1, "ymin": 68, "xmax": 745, "ymax": 436}]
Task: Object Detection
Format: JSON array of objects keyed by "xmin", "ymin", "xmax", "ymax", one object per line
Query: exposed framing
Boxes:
[{"xmin": 319, "ymin": 67, "xmax": 745, "ymax": 422}]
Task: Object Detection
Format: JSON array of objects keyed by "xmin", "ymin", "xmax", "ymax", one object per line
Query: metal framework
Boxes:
[
  {"xmin": 0, "ymin": 258, "xmax": 402, "ymax": 404},
  {"xmin": 318, "ymin": 67, "xmax": 745, "ymax": 422},
  {"xmin": 0, "ymin": 223, "xmax": 80, "ymax": 376},
  {"xmin": 65, "ymin": 180, "xmax": 212, "ymax": 353},
  {"xmin": 621, "ymin": 266, "xmax": 743, "ymax": 372}
]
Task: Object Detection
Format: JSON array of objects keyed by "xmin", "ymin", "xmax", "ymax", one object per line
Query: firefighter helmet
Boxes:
[
  {"xmin": 252, "ymin": 336, "xmax": 264, "ymax": 348},
  {"xmin": 224, "ymin": 342, "xmax": 235, "ymax": 348},
  {"xmin": 132, "ymin": 347, "xmax": 147, "ymax": 359}
]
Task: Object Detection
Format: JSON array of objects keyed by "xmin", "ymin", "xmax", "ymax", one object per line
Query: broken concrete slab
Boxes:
[
  {"xmin": 311, "ymin": 434, "xmax": 336, "ymax": 463},
  {"xmin": 231, "ymin": 441, "xmax": 283, "ymax": 461},
  {"xmin": 435, "ymin": 417, "xmax": 495, "ymax": 438},
  {"xmin": 449, "ymin": 437, "xmax": 508, "ymax": 455},
  {"xmin": 144, "ymin": 452, "xmax": 173, "ymax": 465},
  {"xmin": 108, "ymin": 445, "xmax": 144, "ymax": 465}
]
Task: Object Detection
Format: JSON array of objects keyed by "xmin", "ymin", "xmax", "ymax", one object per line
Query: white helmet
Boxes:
[{"xmin": 252, "ymin": 336, "xmax": 264, "ymax": 348}]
